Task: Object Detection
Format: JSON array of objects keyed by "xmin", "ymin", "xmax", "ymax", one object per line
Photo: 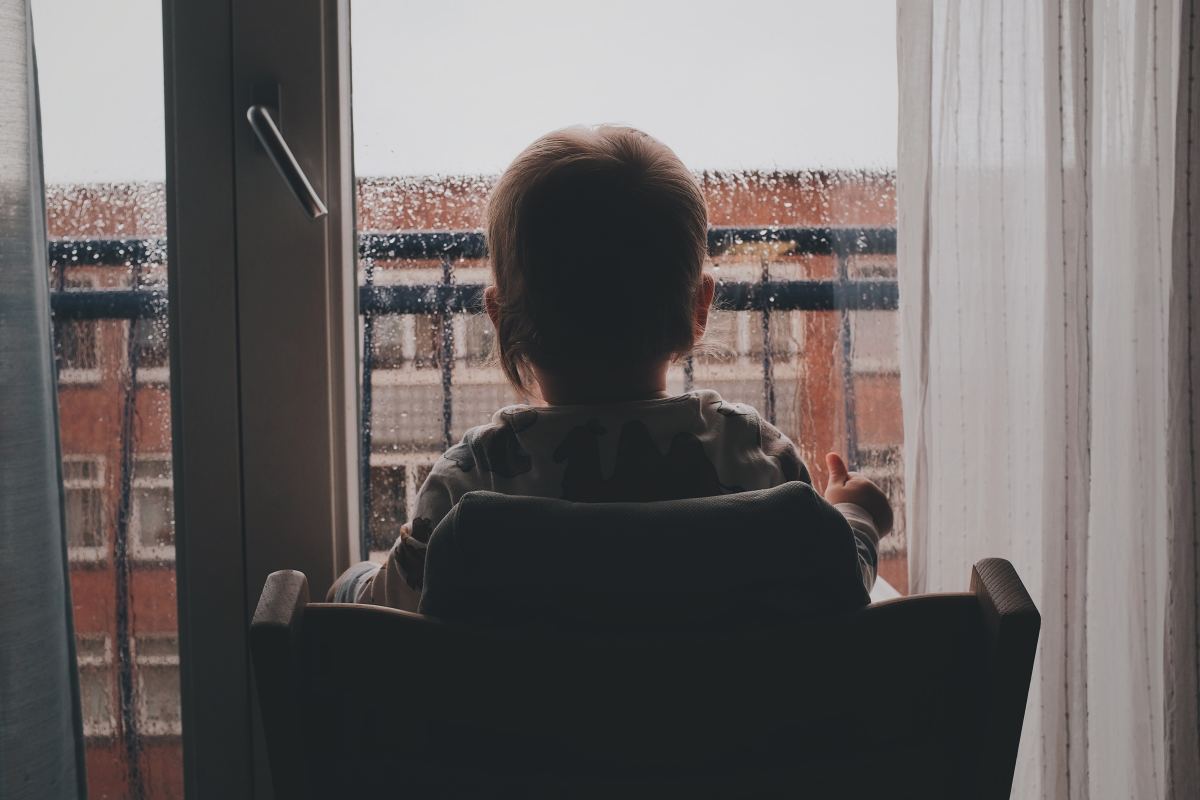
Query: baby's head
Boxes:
[{"xmin": 485, "ymin": 125, "xmax": 713, "ymax": 399}]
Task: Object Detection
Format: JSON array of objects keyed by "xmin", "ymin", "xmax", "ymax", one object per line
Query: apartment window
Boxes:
[
  {"xmin": 134, "ymin": 319, "xmax": 170, "ymax": 382},
  {"xmin": 131, "ymin": 456, "xmax": 174, "ymax": 561},
  {"xmin": 76, "ymin": 634, "xmax": 115, "ymax": 738},
  {"xmin": 369, "ymin": 314, "xmax": 408, "ymax": 370},
  {"xmin": 134, "ymin": 635, "xmax": 182, "ymax": 736},
  {"xmin": 63, "ymin": 456, "xmax": 105, "ymax": 561},
  {"xmin": 54, "ymin": 275, "xmax": 102, "ymax": 383},
  {"xmin": 413, "ymin": 314, "xmax": 442, "ymax": 368},
  {"xmin": 850, "ymin": 258, "xmax": 898, "ymax": 280},
  {"xmin": 850, "ymin": 311, "xmax": 900, "ymax": 374},
  {"xmin": 54, "ymin": 319, "xmax": 100, "ymax": 382},
  {"xmin": 695, "ymin": 311, "xmax": 737, "ymax": 364},
  {"xmin": 461, "ymin": 313, "xmax": 494, "ymax": 366},
  {"xmin": 746, "ymin": 312, "xmax": 803, "ymax": 360},
  {"xmin": 55, "ymin": 319, "xmax": 99, "ymax": 373}
]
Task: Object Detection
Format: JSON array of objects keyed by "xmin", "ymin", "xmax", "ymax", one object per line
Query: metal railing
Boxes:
[{"xmin": 50, "ymin": 224, "xmax": 897, "ymax": 572}]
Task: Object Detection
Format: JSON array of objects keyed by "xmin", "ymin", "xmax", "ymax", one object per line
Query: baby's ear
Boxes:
[
  {"xmin": 693, "ymin": 273, "xmax": 716, "ymax": 338},
  {"xmin": 484, "ymin": 285, "xmax": 501, "ymax": 328}
]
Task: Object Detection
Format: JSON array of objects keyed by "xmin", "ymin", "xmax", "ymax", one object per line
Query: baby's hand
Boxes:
[{"xmin": 823, "ymin": 452, "xmax": 894, "ymax": 536}]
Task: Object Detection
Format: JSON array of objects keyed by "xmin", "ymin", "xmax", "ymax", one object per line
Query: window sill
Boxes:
[
  {"xmin": 58, "ymin": 369, "xmax": 101, "ymax": 384},
  {"xmin": 136, "ymin": 367, "xmax": 170, "ymax": 384}
]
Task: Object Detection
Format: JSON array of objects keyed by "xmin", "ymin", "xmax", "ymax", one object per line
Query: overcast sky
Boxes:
[{"xmin": 32, "ymin": 0, "xmax": 897, "ymax": 184}]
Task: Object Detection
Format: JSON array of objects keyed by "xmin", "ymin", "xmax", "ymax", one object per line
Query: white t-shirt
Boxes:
[{"xmin": 340, "ymin": 390, "xmax": 879, "ymax": 610}]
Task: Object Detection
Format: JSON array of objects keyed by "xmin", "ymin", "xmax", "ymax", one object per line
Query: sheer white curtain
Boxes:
[
  {"xmin": 0, "ymin": 1, "xmax": 86, "ymax": 797},
  {"xmin": 898, "ymin": 1, "xmax": 1200, "ymax": 797}
]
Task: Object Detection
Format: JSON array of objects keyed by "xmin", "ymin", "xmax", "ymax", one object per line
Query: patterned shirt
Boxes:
[{"xmin": 336, "ymin": 390, "xmax": 880, "ymax": 610}]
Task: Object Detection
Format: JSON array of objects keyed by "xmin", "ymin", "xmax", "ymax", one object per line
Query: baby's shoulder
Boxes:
[
  {"xmin": 691, "ymin": 389, "xmax": 809, "ymax": 484},
  {"xmin": 693, "ymin": 390, "xmax": 764, "ymax": 429},
  {"xmin": 432, "ymin": 405, "xmax": 542, "ymax": 482}
]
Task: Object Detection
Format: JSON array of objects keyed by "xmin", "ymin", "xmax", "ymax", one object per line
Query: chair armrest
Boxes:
[
  {"xmin": 969, "ymin": 558, "xmax": 1041, "ymax": 800},
  {"xmin": 250, "ymin": 570, "xmax": 310, "ymax": 799},
  {"xmin": 971, "ymin": 558, "xmax": 1037, "ymax": 626},
  {"xmin": 254, "ymin": 569, "xmax": 310, "ymax": 629}
]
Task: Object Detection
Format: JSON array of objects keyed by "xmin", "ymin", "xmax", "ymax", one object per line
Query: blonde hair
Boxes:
[{"xmin": 486, "ymin": 125, "xmax": 709, "ymax": 391}]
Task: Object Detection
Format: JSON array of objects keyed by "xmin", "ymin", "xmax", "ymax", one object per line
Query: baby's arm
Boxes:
[
  {"xmin": 326, "ymin": 473, "xmax": 455, "ymax": 611},
  {"xmin": 821, "ymin": 452, "xmax": 894, "ymax": 592}
]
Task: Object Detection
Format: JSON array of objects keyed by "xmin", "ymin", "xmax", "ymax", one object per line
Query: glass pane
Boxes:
[
  {"xmin": 133, "ymin": 487, "xmax": 174, "ymax": 551},
  {"xmin": 352, "ymin": 1, "xmax": 903, "ymax": 590},
  {"xmin": 137, "ymin": 664, "xmax": 182, "ymax": 735},
  {"xmin": 34, "ymin": 0, "xmax": 183, "ymax": 795},
  {"xmin": 80, "ymin": 666, "xmax": 116, "ymax": 738},
  {"xmin": 366, "ymin": 465, "xmax": 407, "ymax": 553},
  {"xmin": 64, "ymin": 485, "xmax": 104, "ymax": 549}
]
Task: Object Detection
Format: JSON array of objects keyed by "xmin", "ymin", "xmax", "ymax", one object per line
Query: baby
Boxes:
[{"xmin": 333, "ymin": 125, "xmax": 893, "ymax": 610}]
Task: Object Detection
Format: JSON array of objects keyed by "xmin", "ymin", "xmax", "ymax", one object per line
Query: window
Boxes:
[
  {"xmin": 35, "ymin": 2, "xmax": 897, "ymax": 792},
  {"xmin": 369, "ymin": 314, "xmax": 408, "ymax": 370},
  {"xmin": 53, "ymin": 276, "xmax": 102, "ymax": 383},
  {"xmin": 367, "ymin": 464, "xmax": 406, "ymax": 553},
  {"xmin": 461, "ymin": 313, "xmax": 494, "ymax": 366},
  {"xmin": 351, "ymin": 0, "xmax": 903, "ymax": 584},
  {"xmin": 54, "ymin": 320, "xmax": 100, "ymax": 381},
  {"xmin": 131, "ymin": 270, "xmax": 169, "ymax": 382},
  {"xmin": 365, "ymin": 456, "xmax": 437, "ymax": 558},
  {"xmin": 131, "ymin": 456, "xmax": 174, "ymax": 561},
  {"xmin": 134, "ymin": 321, "xmax": 170, "ymax": 383},
  {"xmin": 63, "ymin": 456, "xmax": 105, "ymax": 561},
  {"xmin": 36, "ymin": 0, "xmax": 183, "ymax": 786},
  {"xmin": 76, "ymin": 634, "xmax": 115, "ymax": 739},
  {"xmin": 850, "ymin": 311, "xmax": 900, "ymax": 375},
  {"xmin": 54, "ymin": 276, "xmax": 101, "ymax": 384},
  {"xmin": 134, "ymin": 635, "xmax": 182, "ymax": 736},
  {"xmin": 413, "ymin": 314, "xmax": 443, "ymax": 368},
  {"xmin": 745, "ymin": 312, "xmax": 804, "ymax": 361}
]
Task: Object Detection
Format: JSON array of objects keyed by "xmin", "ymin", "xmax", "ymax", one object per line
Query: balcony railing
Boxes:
[{"xmin": 50, "ymin": 225, "xmax": 897, "ymax": 574}]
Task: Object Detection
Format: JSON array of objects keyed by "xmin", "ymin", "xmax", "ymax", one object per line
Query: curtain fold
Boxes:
[
  {"xmin": 0, "ymin": 1, "xmax": 87, "ymax": 797},
  {"xmin": 1166, "ymin": 1, "xmax": 1200, "ymax": 794},
  {"xmin": 899, "ymin": 0, "xmax": 1199, "ymax": 796}
]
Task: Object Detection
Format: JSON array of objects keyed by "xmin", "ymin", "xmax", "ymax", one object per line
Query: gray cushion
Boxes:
[{"xmin": 418, "ymin": 482, "xmax": 870, "ymax": 628}]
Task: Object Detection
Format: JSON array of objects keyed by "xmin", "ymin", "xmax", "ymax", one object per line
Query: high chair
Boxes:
[{"xmin": 251, "ymin": 483, "xmax": 1039, "ymax": 799}]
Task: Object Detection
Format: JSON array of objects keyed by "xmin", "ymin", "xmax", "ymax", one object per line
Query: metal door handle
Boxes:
[{"xmin": 246, "ymin": 104, "xmax": 328, "ymax": 220}]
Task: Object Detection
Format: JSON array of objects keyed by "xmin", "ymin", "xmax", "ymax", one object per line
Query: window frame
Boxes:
[
  {"xmin": 76, "ymin": 633, "xmax": 116, "ymax": 739},
  {"xmin": 130, "ymin": 454, "xmax": 175, "ymax": 562},
  {"xmin": 162, "ymin": 0, "xmax": 356, "ymax": 795},
  {"xmin": 54, "ymin": 275, "xmax": 103, "ymax": 384},
  {"xmin": 62, "ymin": 454, "xmax": 107, "ymax": 563},
  {"xmin": 133, "ymin": 634, "xmax": 183, "ymax": 737}
]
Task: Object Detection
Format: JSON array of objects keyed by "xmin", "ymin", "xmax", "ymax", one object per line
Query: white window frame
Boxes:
[
  {"xmin": 76, "ymin": 633, "xmax": 116, "ymax": 738},
  {"xmin": 133, "ymin": 634, "xmax": 183, "ymax": 736},
  {"xmin": 130, "ymin": 454, "xmax": 175, "ymax": 562},
  {"xmin": 164, "ymin": 0, "xmax": 356, "ymax": 793},
  {"xmin": 63, "ymin": 455, "xmax": 106, "ymax": 563}
]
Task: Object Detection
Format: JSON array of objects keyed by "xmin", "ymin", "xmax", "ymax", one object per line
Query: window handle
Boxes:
[{"xmin": 245, "ymin": 104, "xmax": 328, "ymax": 220}]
